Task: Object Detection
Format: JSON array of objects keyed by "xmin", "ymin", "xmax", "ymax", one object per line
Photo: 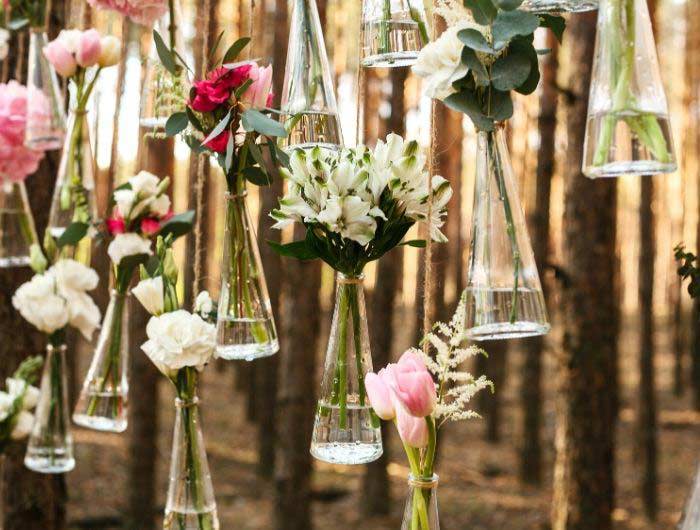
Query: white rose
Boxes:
[
  {"xmin": 6, "ymin": 378, "xmax": 40, "ymax": 410},
  {"xmin": 108, "ymin": 233, "xmax": 153, "ymax": 266},
  {"xmin": 149, "ymin": 194, "xmax": 171, "ymax": 217},
  {"xmin": 0, "ymin": 29, "xmax": 9, "ymax": 61},
  {"xmin": 194, "ymin": 291, "xmax": 213, "ymax": 315},
  {"xmin": 141, "ymin": 310, "xmax": 216, "ymax": 378},
  {"xmin": 412, "ymin": 25, "xmax": 470, "ymax": 100},
  {"xmin": 129, "ymin": 171, "xmax": 160, "ymax": 197},
  {"xmin": 133, "ymin": 276, "xmax": 164, "ymax": 316},
  {"xmin": 11, "ymin": 411, "xmax": 34, "ymax": 440},
  {"xmin": 114, "ymin": 188, "xmax": 136, "ymax": 217},
  {"xmin": 12, "ymin": 274, "xmax": 69, "ymax": 334}
]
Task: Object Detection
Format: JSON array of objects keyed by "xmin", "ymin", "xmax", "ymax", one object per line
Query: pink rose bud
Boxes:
[
  {"xmin": 76, "ymin": 29, "xmax": 102, "ymax": 68},
  {"xmin": 106, "ymin": 215, "xmax": 126, "ymax": 235},
  {"xmin": 43, "ymin": 40, "xmax": 77, "ymax": 77},
  {"xmin": 396, "ymin": 406, "xmax": 429, "ymax": 448},
  {"xmin": 388, "ymin": 351, "xmax": 437, "ymax": 418},
  {"xmin": 140, "ymin": 218, "xmax": 161, "ymax": 235},
  {"xmin": 365, "ymin": 371, "xmax": 395, "ymax": 420},
  {"xmin": 240, "ymin": 64, "xmax": 273, "ymax": 110}
]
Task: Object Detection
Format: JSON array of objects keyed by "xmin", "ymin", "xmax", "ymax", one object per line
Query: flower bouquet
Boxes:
[
  {"xmin": 134, "ymin": 236, "xmax": 220, "ymax": 530},
  {"xmin": 43, "ymin": 28, "xmax": 121, "ymax": 263},
  {"xmin": 12, "ymin": 227, "xmax": 101, "ymax": 473},
  {"xmin": 271, "ymin": 135, "xmax": 452, "ymax": 464},
  {"xmin": 160, "ymin": 35, "xmax": 287, "ymax": 360},
  {"xmin": 0, "ymin": 357, "xmax": 42, "ymax": 454},
  {"xmin": 72, "ymin": 170, "xmax": 194, "ymax": 432},
  {"xmin": 365, "ymin": 295, "xmax": 492, "ymax": 529}
]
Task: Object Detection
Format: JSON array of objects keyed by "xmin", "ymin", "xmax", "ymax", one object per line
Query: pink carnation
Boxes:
[
  {"xmin": 86, "ymin": 0, "xmax": 168, "ymax": 26},
  {"xmin": 0, "ymin": 82, "xmax": 47, "ymax": 182}
]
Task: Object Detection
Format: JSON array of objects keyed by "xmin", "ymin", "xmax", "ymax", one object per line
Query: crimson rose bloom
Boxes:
[
  {"xmin": 189, "ymin": 63, "xmax": 254, "ymax": 113},
  {"xmin": 204, "ymin": 129, "xmax": 230, "ymax": 153}
]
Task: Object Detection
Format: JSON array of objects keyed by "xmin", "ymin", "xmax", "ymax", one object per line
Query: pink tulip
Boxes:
[
  {"xmin": 365, "ymin": 371, "xmax": 396, "ymax": 420},
  {"xmin": 43, "ymin": 40, "xmax": 77, "ymax": 77},
  {"xmin": 396, "ymin": 406, "xmax": 429, "ymax": 448},
  {"xmin": 386, "ymin": 351, "xmax": 437, "ymax": 418},
  {"xmin": 240, "ymin": 64, "xmax": 273, "ymax": 110},
  {"xmin": 76, "ymin": 29, "xmax": 102, "ymax": 68}
]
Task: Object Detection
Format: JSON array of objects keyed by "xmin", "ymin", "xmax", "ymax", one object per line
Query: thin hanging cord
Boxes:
[{"xmin": 355, "ymin": 21, "xmax": 366, "ymax": 145}]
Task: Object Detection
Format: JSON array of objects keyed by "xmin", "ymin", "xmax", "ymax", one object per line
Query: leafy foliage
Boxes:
[{"xmin": 675, "ymin": 245, "xmax": 700, "ymax": 299}]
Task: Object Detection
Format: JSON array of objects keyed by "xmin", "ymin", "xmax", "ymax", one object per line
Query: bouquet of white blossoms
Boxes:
[{"xmin": 0, "ymin": 357, "xmax": 42, "ymax": 453}]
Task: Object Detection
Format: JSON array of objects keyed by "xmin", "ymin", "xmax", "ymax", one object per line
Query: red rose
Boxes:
[
  {"xmin": 204, "ymin": 129, "xmax": 230, "ymax": 153},
  {"xmin": 106, "ymin": 215, "xmax": 126, "ymax": 235},
  {"xmin": 140, "ymin": 217, "xmax": 161, "ymax": 235}
]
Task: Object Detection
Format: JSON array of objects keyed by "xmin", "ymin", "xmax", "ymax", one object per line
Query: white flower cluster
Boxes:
[
  {"xmin": 0, "ymin": 378, "xmax": 40, "ymax": 441},
  {"xmin": 420, "ymin": 294, "xmax": 493, "ymax": 425},
  {"xmin": 113, "ymin": 171, "xmax": 171, "ymax": 221},
  {"xmin": 12, "ymin": 259, "xmax": 101, "ymax": 340},
  {"xmin": 271, "ymin": 135, "xmax": 452, "ymax": 245}
]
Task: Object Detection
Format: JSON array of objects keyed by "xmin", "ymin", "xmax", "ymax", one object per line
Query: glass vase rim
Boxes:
[
  {"xmin": 408, "ymin": 473, "xmax": 439, "ymax": 487},
  {"xmin": 337, "ymin": 272, "xmax": 365, "ymax": 283},
  {"xmin": 174, "ymin": 396, "xmax": 200, "ymax": 408}
]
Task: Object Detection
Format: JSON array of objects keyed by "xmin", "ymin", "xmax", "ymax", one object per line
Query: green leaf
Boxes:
[
  {"xmin": 158, "ymin": 210, "xmax": 196, "ymax": 240},
  {"xmin": 165, "ymin": 112, "xmax": 189, "ymax": 137},
  {"xmin": 119, "ymin": 253, "xmax": 150, "ymax": 275},
  {"xmin": 458, "ymin": 28, "xmax": 498, "ymax": 54},
  {"xmin": 7, "ymin": 18, "xmax": 29, "ymax": 30},
  {"xmin": 268, "ymin": 240, "xmax": 318, "ymax": 261},
  {"xmin": 224, "ymin": 133, "xmax": 235, "ymax": 173},
  {"xmin": 494, "ymin": 0, "xmax": 524, "ymax": 10},
  {"xmin": 491, "ymin": 11, "xmax": 540, "ymax": 48},
  {"xmin": 247, "ymin": 140, "xmax": 267, "ymax": 169},
  {"xmin": 490, "ymin": 52, "xmax": 532, "ymax": 91},
  {"xmin": 444, "ymin": 90, "xmax": 494, "ymax": 131},
  {"xmin": 510, "ymin": 37, "xmax": 540, "ymax": 95},
  {"xmin": 462, "ymin": 0, "xmax": 497, "ymax": 25},
  {"xmin": 400, "ymin": 239, "xmax": 426, "ymax": 248},
  {"xmin": 241, "ymin": 109, "xmax": 288, "ymax": 137},
  {"xmin": 490, "ymin": 89, "xmax": 514, "ymax": 121},
  {"xmin": 461, "ymin": 47, "xmax": 489, "ymax": 86},
  {"xmin": 234, "ymin": 78, "xmax": 253, "ymax": 99},
  {"xmin": 272, "ymin": 141, "xmax": 290, "ymax": 168},
  {"xmin": 243, "ymin": 166, "xmax": 271, "ymax": 186},
  {"xmin": 208, "ymin": 30, "xmax": 226, "ymax": 64},
  {"xmin": 56, "ymin": 222, "xmax": 89, "ymax": 248},
  {"xmin": 539, "ymin": 14, "xmax": 566, "ymax": 43},
  {"xmin": 202, "ymin": 110, "xmax": 231, "ymax": 145},
  {"xmin": 223, "ymin": 37, "xmax": 251, "ymax": 64},
  {"xmin": 153, "ymin": 30, "xmax": 177, "ymax": 75},
  {"xmin": 186, "ymin": 107, "xmax": 204, "ymax": 132}
]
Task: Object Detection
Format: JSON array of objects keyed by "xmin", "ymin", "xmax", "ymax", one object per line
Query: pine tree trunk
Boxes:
[
  {"xmin": 520, "ymin": 32, "xmax": 559, "ymax": 487},
  {"xmin": 552, "ymin": 12, "xmax": 619, "ymax": 530},
  {"xmin": 691, "ymin": 0, "xmax": 700, "ymax": 412},
  {"xmin": 477, "ymin": 340, "xmax": 507, "ymax": 443}
]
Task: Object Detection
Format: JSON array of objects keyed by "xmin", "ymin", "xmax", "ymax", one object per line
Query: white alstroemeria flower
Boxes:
[
  {"xmin": 129, "ymin": 171, "xmax": 160, "ymax": 197},
  {"xmin": 327, "ymin": 160, "xmax": 366, "ymax": 197},
  {"xmin": 0, "ymin": 392, "xmax": 14, "ymax": 422},
  {"xmin": 428, "ymin": 176, "xmax": 453, "ymax": 243},
  {"xmin": 133, "ymin": 276, "xmax": 165, "ymax": 316},
  {"xmin": 141, "ymin": 310, "xmax": 216, "ymax": 378},
  {"xmin": 7, "ymin": 378, "xmax": 40, "ymax": 410},
  {"xmin": 108, "ymin": 233, "xmax": 153, "ymax": 265},
  {"xmin": 11, "ymin": 411, "xmax": 35, "ymax": 440},
  {"xmin": 12, "ymin": 273, "xmax": 69, "ymax": 335},
  {"xmin": 0, "ymin": 29, "xmax": 9, "ymax": 61},
  {"xmin": 412, "ymin": 24, "xmax": 470, "ymax": 100},
  {"xmin": 317, "ymin": 196, "xmax": 379, "ymax": 246}
]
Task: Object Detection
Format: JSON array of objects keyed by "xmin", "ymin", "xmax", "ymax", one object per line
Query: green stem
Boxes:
[
  {"xmin": 47, "ymin": 330, "xmax": 66, "ymax": 467},
  {"xmin": 336, "ymin": 283, "xmax": 350, "ymax": 429}
]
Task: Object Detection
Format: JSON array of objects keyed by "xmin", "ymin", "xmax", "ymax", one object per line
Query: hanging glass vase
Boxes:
[
  {"xmin": 0, "ymin": 178, "xmax": 39, "ymax": 268},
  {"xmin": 400, "ymin": 474, "xmax": 440, "ymax": 530},
  {"xmin": 360, "ymin": 0, "xmax": 429, "ymax": 67},
  {"xmin": 24, "ymin": 342, "xmax": 75, "ymax": 474},
  {"xmin": 519, "ymin": 0, "xmax": 598, "ymax": 13},
  {"xmin": 25, "ymin": 28, "xmax": 67, "ymax": 151},
  {"xmin": 679, "ymin": 463, "xmax": 700, "ymax": 530},
  {"xmin": 164, "ymin": 394, "xmax": 219, "ymax": 529},
  {"xmin": 582, "ymin": 0, "xmax": 676, "ymax": 178},
  {"xmin": 140, "ymin": 0, "xmax": 189, "ymax": 135},
  {"xmin": 48, "ymin": 110, "xmax": 97, "ymax": 265},
  {"xmin": 216, "ymin": 192, "xmax": 279, "ymax": 361},
  {"xmin": 310, "ymin": 273, "xmax": 382, "ymax": 465},
  {"xmin": 72, "ymin": 290, "xmax": 130, "ymax": 433},
  {"xmin": 279, "ymin": 0, "xmax": 343, "ymax": 151},
  {"xmin": 464, "ymin": 125, "xmax": 549, "ymax": 341}
]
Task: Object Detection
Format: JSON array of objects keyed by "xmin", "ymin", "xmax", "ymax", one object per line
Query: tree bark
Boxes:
[
  {"xmin": 690, "ymin": 0, "xmax": 700, "ymax": 412},
  {"xmin": 551, "ymin": 12, "xmax": 619, "ymax": 530},
  {"xmin": 477, "ymin": 340, "xmax": 507, "ymax": 443},
  {"xmin": 520, "ymin": 32, "xmax": 559, "ymax": 487}
]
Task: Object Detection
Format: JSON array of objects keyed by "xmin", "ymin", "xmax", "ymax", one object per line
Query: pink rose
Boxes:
[
  {"xmin": 106, "ymin": 215, "xmax": 126, "ymax": 235},
  {"xmin": 396, "ymin": 406, "xmax": 429, "ymax": 448},
  {"xmin": 43, "ymin": 39, "xmax": 77, "ymax": 77},
  {"xmin": 365, "ymin": 371, "xmax": 396, "ymax": 420},
  {"xmin": 76, "ymin": 29, "xmax": 102, "ymax": 68},
  {"xmin": 240, "ymin": 64, "xmax": 273, "ymax": 110},
  {"xmin": 385, "ymin": 351, "xmax": 436, "ymax": 418},
  {"xmin": 189, "ymin": 65, "xmax": 253, "ymax": 113},
  {"xmin": 140, "ymin": 217, "xmax": 161, "ymax": 235},
  {"xmin": 203, "ymin": 129, "xmax": 230, "ymax": 153}
]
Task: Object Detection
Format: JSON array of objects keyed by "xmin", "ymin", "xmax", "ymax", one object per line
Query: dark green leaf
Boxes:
[
  {"xmin": 268, "ymin": 240, "xmax": 318, "ymax": 261},
  {"xmin": 234, "ymin": 78, "xmax": 253, "ymax": 99},
  {"xmin": 462, "ymin": 0, "xmax": 497, "ymax": 25},
  {"xmin": 490, "ymin": 89, "xmax": 514, "ymax": 121},
  {"xmin": 56, "ymin": 222, "xmax": 89, "ymax": 248},
  {"xmin": 186, "ymin": 107, "xmax": 204, "ymax": 132},
  {"xmin": 247, "ymin": 139, "xmax": 267, "ymax": 169},
  {"xmin": 165, "ymin": 112, "xmax": 189, "ymax": 137},
  {"xmin": 272, "ymin": 142, "xmax": 290, "ymax": 168},
  {"xmin": 400, "ymin": 239, "xmax": 426, "ymax": 248},
  {"xmin": 444, "ymin": 90, "xmax": 494, "ymax": 131},
  {"xmin": 510, "ymin": 37, "xmax": 540, "ymax": 95},
  {"xmin": 494, "ymin": 0, "xmax": 524, "ymax": 10},
  {"xmin": 119, "ymin": 253, "xmax": 150, "ymax": 275},
  {"xmin": 241, "ymin": 109, "xmax": 288, "ymax": 137},
  {"xmin": 153, "ymin": 30, "xmax": 177, "ymax": 75},
  {"xmin": 490, "ymin": 52, "xmax": 531, "ymax": 91},
  {"xmin": 458, "ymin": 28, "xmax": 497, "ymax": 54},
  {"xmin": 208, "ymin": 30, "xmax": 226, "ymax": 64},
  {"xmin": 223, "ymin": 37, "xmax": 251, "ymax": 64},
  {"xmin": 243, "ymin": 166, "xmax": 271, "ymax": 186},
  {"xmin": 491, "ymin": 11, "xmax": 540, "ymax": 48},
  {"xmin": 202, "ymin": 110, "xmax": 232, "ymax": 145},
  {"xmin": 172, "ymin": 49, "xmax": 193, "ymax": 74},
  {"xmin": 461, "ymin": 47, "xmax": 489, "ymax": 86},
  {"xmin": 539, "ymin": 14, "xmax": 566, "ymax": 43},
  {"xmin": 158, "ymin": 210, "xmax": 196, "ymax": 240}
]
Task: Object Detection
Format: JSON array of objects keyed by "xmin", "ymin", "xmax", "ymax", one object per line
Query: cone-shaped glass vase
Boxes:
[
  {"xmin": 24, "ymin": 343, "xmax": 75, "ymax": 474},
  {"xmin": 48, "ymin": 110, "xmax": 97, "ymax": 265},
  {"xmin": 216, "ymin": 192, "xmax": 279, "ymax": 361},
  {"xmin": 310, "ymin": 273, "xmax": 382, "ymax": 465},
  {"xmin": 279, "ymin": 0, "xmax": 343, "ymax": 151},
  {"xmin": 582, "ymin": 0, "xmax": 676, "ymax": 178},
  {"xmin": 72, "ymin": 290, "xmax": 129, "ymax": 432},
  {"xmin": 400, "ymin": 475, "xmax": 440, "ymax": 530},
  {"xmin": 25, "ymin": 28, "xmax": 66, "ymax": 151},
  {"xmin": 140, "ymin": 1, "xmax": 188, "ymax": 134},
  {"xmin": 464, "ymin": 126, "xmax": 549, "ymax": 341},
  {"xmin": 164, "ymin": 394, "xmax": 219, "ymax": 529},
  {"xmin": 361, "ymin": 0, "xmax": 429, "ymax": 67},
  {"xmin": 680, "ymin": 463, "xmax": 700, "ymax": 530},
  {"xmin": 0, "ymin": 179, "xmax": 39, "ymax": 268},
  {"xmin": 519, "ymin": 0, "xmax": 598, "ymax": 13}
]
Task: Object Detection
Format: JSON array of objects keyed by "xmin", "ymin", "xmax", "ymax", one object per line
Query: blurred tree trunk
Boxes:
[
  {"xmin": 690, "ymin": 0, "xmax": 700, "ymax": 412},
  {"xmin": 274, "ymin": 228, "xmax": 321, "ymax": 530},
  {"xmin": 552, "ymin": 12, "xmax": 619, "ymax": 530},
  {"xmin": 477, "ymin": 340, "xmax": 507, "ymax": 443},
  {"xmin": 520, "ymin": 32, "xmax": 559, "ymax": 486}
]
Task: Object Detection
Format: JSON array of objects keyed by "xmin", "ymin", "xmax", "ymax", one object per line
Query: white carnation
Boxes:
[
  {"xmin": 141, "ymin": 310, "xmax": 216, "ymax": 378},
  {"xmin": 12, "ymin": 274, "xmax": 69, "ymax": 335},
  {"xmin": 412, "ymin": 24, "xmax": 469, "ymax": 100},
  {"xmin": 133, "ymin": 276, "xmax": 164, "ymax": 316},
  {"xmin": 108, "ymin": 233, "xmax": 153, "ymax": 265},
  {"xmin": 50, "ymin": 259, "xmax": 101, "ymax": 340},
  {"xmin": 51, "ymin": 259, "xmax": 99, "ymax": 293}
]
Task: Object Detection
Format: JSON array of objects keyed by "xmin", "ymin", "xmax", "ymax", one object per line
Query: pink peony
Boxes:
[
  {"xmin": 86, "ymin": 0, "xmax": 168, "ymax": 26},
  {"xmin": 0, "ymin": 82, "xmax": 46, "ymax": 182}
]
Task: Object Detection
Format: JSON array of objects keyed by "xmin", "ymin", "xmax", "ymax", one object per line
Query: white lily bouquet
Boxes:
[
  {"xmin": 133, "ymin": 236, "xmax": 220, "ymax": 529},
  {"xmin": 0, "ymin": 357, "xmax": 43, "ymax": 454},
  {"xmin": 271, "ymin": 135, "xmax": 453, "ymax": 465}
]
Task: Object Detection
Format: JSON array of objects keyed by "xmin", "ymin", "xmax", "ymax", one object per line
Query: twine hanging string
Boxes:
[{"xmin": 355, "ymin": 22, "xmax": 366, "ymax": 145}]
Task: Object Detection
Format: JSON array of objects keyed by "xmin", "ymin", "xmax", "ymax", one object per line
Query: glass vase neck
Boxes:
[
  {"xmin": 337, "ymin": 272, "xmax": 365, "ymax": 284},
  {"xmin": 174, "ymin": 396, "xmax": 200, "ymax": 409}
]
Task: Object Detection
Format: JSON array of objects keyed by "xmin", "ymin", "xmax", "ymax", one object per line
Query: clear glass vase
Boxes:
[
  {"xmin": 310, "ymin": 273, "xmax": 382, "ymax": 465},
  {"xmin": 360, "ymin": 0, "xmax": 428, "ymax": 67},
  {"xmin": 24, "ymin": 343, "xmax": 75, "ymax": 474},
  {"xmin": 279, "ymin": 0, "xmax": 343, "ymax": 151},
  {"xmin": 464, "ymin": 125, "xmax": 549, "ymax": 341},
  {"xmin": 0, "ymin": 179, "xmax": 39, "ymax": 268},
  {"xmin": 48, "ymin": 110, "xmax": 97, "ymax": 265},
  {"xmin": 680, "ymin": 463, "xmax": 700, "ymax": 530},
  {"xmin": 216, "ymin": 192, "xmax": 279, "ymax": 361},
  {"xmin": 25, "ymin": 28, "xmax": 66, "ymax": 151},
  {"xmin": 164, "ymin": 396, "xmax": 219, "ymax": 530},
  {"xmin": 73, "ymin": 290, "xmax": 129, "ymax": 433},
  {"xmin": 400, "ymin": 474, "xmax": 440, "ymax": 530},
  {"xmin": 582, "ymin": 0, "xmax": 676, "ymax": 178},
  {"xmin": 519, "ymin": 0, "xmax": 598, "ymax": 12}
]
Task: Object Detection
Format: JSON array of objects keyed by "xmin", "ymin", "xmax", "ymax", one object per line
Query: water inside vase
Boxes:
[
  {"xmin": 361, "ymin": 19, "xmax": 422, "ymax": 67},
  {"xmin": 24, "ymin": 445, "xmax": 75, "ymax": 474},
  {"xmin": 279, "ymin": 111, "xmax": 342, "ymax": 152},
  {"xmin": 163, "ymin": 506, "xmax": 220, "ymax": 530}
]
